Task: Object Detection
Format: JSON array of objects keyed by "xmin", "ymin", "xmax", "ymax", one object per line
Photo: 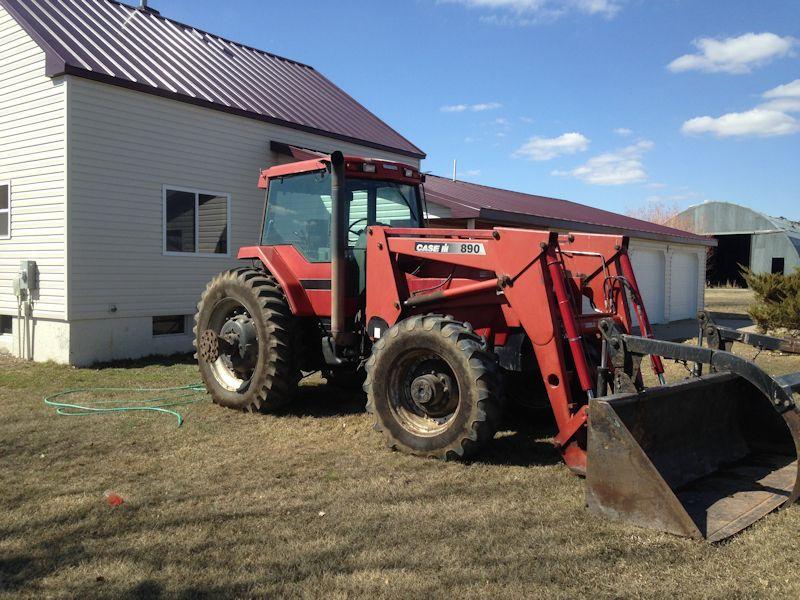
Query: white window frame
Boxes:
[
  {"xmin": 0, "ymin": 181, "xmax": 10, "ymax": 240},
  {"xmin": 162, "ymin": 185, "xmax": 231, "ymax": 257}
]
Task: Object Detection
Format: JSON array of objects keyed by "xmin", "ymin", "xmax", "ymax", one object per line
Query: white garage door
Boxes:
[
  {"xmin": 629, "ymin": 248, "xmax": 666, "ymax": 324},
  {"xmin": 670, "ymin": 252, "xmax": 699, "ymax": 320}
]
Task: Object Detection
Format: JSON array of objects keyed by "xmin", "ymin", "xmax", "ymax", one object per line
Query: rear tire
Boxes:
[
  {"xmin": 194, "ymin": 268, "xmax": 299, "ymax": 412},
  {"xmin": 364, "ymin": 315, "xmax": 502, "ymax": 460}
]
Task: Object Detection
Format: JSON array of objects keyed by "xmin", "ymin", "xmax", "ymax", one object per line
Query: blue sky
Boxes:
[{"xmin": 156, "ymin": 0, "xmax": 799, "ymax": 218}]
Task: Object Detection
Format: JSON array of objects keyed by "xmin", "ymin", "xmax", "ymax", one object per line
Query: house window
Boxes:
[
  {"xmin": 152, "ymin": 315, "xmax": 187, "ymax": 336},
  {"xmin": 771, "ymin": 257, "xmax": 785, "ymax": 274},
  {"xmin": 0, "ymin": 182, "xmax": 10, "ymax": 239},
  {"xmin": 164, "ymin": 186, "xmax": 229, "ymax": 255},
  {"xmin": 0, "ymin": 315, "xmax": 12, "ymax": 335}
]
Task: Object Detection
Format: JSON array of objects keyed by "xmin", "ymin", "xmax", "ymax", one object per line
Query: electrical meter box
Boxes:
[{"xmin": 18, "ymin": 260, "xmax": 37, "ymax": 292}]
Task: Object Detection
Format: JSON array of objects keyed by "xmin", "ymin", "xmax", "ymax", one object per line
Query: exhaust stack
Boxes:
[{"xmin": 329, "ymin": 151, "xmax": 347, "ymax": 345}]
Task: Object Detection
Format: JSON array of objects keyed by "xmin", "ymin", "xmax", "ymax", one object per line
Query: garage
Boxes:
[
  {"xmin": 670, "ymin": 251, "xmax": 701, "ymax": 320},
  {"xmin": 421, "ymin": 175, "xmax": 714, "ymax": 325},
  {"xmin": 628, "ymin": 246, "xmax": 666, "ymax": 324}
]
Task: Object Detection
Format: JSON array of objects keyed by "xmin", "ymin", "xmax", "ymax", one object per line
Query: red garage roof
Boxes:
[
  {"xmin": 1, "ymin": 0, "xmax": 425, "ymax": 159},
  {"xmin": 424, "ymin": 175, "xmax": 713, "ymax": 246}
]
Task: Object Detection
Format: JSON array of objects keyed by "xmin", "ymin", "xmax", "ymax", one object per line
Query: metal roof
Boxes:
[
  {"xmin": 675, "ymin": 201, "xmax": 800, "ymax": 238},
  {"xmin": 1, "ymin": 0, "xmax": 425, "ymax": 159},
  {"xmin": 424, "ymin": 175, "xmax": 714, "ymax": 246}
]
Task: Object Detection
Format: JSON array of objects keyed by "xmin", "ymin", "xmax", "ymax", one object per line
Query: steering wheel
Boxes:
[{"xmin": 348, "ymin": 218, "xmax": 368, "ymax": 236}]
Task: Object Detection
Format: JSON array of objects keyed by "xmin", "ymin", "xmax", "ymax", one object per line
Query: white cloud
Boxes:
[
  {"xmin": 646, "ymin": 191, "xmax": 701, "ymax": 203},
  {"xmin": 682, "ymin": 109, "xmax": 800, "ymax": 137},
  {"xmin": 461, "ymin": 169, "xmax": 482, "ymax": 177},
  {"xmin": 681, "ymin": 78, "xmax": 800, "ymax": 138},
  {"xmin": 759, "ymin": 98, "xmax": 800, "ymax": 113},
  {"xmin": 552, "ymin": 140, "xmax": 653, "ymax": 185},
  {"xmin": 440, "ymin": 102, "xmax": 502, "ymax": 112},
  {"xmin": 472, "ymin": 102, "xmax": 503, "ymax": 111},
  {"xmin": 513, "ymin": 132, "xmax": 590, "ymax": 161},
  {"xmin": 614, "ymin": 127, "xmax": 633, "ymax": 136},
  {"xmin": 573, "ymin": 0, "xmax": 619, "ymax": 16},
  {"xmin": 519, "ymin": 116, "xmax": 535, "ymax": 123},
  {"xmin": 760, "ymin": 79, "xmax": 800, "ymax": 113},
  {"xmin": 644, "ymin": 182, "xmax": 667, "ymax": 189},
  {"xmin": 444, "ymin": 0, "xmax": 621, "ymax": 24},
  {"xmin": 763, "ymin": 78, "xmax": 800, "ymax": 99},
  {"xmin": 667, "ymin": 33, "xmax": 796, "ymax": 74}
]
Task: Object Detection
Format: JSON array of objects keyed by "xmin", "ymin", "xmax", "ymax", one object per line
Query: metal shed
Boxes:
[{"xmin": 673, "ymin": 202, "xmax": 800, "ymax": 286}]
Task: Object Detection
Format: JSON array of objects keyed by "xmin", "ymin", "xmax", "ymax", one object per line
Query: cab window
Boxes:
[
  {"xmin": 346, "ymin": 179, "xmax": 420, "ymax": 242},
  {"xmin": 262, "ymin": 171, "xmax": 421, "ymax": 262},
  {"xmin": 263, "ymin": 171, "xmax": 332, "ymax": 262}
]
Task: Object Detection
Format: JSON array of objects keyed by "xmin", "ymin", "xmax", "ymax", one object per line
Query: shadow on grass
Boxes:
[
  {"xmin": 87, "ymin": 353, "xmax": 197, "ymax": 370},
  {"xmin": 477, "ymin": 409, "xmax": 562, "ymax": 467},
  {"xmin": 282, "ymin": 385, "xmax": 562, "ymax": 467},
  {"xmin": 278, "ymin": 384, "xmax": 366, "ymax": 418}
]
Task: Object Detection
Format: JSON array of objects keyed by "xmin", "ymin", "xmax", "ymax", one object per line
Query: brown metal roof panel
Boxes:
[
  {"xmin": 0, "ymin": 0, "xmax": 425, "ymax": 159},
  {"xmin": 424, "ymin": 175, "xmax": 713, "ymax": 245}
]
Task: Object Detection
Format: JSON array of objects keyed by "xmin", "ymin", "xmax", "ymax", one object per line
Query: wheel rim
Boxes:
[
  {"xmin": 388, "ymin": 350, "xmax": 461, "ymax": 436},
  {"xmin": 202, "ymin": 297, "xmax": 260, "ymax": 392}
]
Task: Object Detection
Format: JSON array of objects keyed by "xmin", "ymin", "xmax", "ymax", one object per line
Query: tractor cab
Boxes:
[{"xmin": 258, "ymin": 156, "xmax": 423, "ymax": 295}]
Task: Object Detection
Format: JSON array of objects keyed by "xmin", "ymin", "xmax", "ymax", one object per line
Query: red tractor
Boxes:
[{"xmin": 195, "ymin": 151, "xmax": 800, "ymax": 541}]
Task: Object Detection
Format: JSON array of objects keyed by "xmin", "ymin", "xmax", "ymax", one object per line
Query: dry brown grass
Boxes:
[
  {"xmin": 705, "ymin": 287, "xmax": 755, "ymax": 317},
  {"xmin": 1, "ymin": 346, "xmax": 800, "ymax": 599}
]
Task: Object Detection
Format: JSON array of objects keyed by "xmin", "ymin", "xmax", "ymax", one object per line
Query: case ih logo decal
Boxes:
[{"xmin": 414, "ymin": 242, "xmax": 486, "ymax": 255}]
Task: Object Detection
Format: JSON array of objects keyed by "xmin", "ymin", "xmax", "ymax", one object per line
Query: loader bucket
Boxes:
[{"xmin": 587, "ymin": 372, "xmax": 800, "ymax": 542}]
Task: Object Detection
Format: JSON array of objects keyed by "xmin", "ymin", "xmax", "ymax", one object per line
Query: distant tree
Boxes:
[
  {"xmin": 625, "ymin": 200, "xmax": 682, "ymax": 226},
  {"xmin": 628, "ymin": 201, "xmax": 719, "ymax": 283}
]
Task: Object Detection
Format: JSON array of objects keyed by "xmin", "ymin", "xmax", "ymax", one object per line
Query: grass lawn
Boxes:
[
  {"xmin": 705, "ymin": 287, "xmax": 755, "ymax": 317},
  {"xmin": 2, "ymin": 340, "xmax": 800, "ymax": 598}
]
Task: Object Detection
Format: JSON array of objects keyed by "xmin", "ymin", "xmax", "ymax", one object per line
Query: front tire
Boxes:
[
  {"xmin": 194, "ymin": 268, "xmax": 299, "ymax": 412},
  {"xmin": 364, "ymin": 315, "xmax": 502, "ymax": 460}
]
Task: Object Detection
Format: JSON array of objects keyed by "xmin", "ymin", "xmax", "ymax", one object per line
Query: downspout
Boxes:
[{"xmin": 329, "ymin": 151, "xmax": 347, "ymax": 345}]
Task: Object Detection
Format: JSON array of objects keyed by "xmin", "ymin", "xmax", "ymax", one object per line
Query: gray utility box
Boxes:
[{"xmin": 18, "ymin": 260, "xmax": 38, "ymax": 292}]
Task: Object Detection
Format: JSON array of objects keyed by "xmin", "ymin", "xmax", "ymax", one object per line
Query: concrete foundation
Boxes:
[{"xmin": 0, "ymin": 315, "xmax": 194, "ymax": 366}]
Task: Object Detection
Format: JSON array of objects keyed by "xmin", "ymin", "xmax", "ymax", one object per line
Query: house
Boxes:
[
  {"xmin": 0, "ymin": 0, "xmax": 709, "ymax": 365},
  {"xmin": 672, "ymin": 201, "xmax": 800, "ymax": 286},
  {"xmin": 0, "ymin": 0, "xmax": 424, "ymax": 364}
]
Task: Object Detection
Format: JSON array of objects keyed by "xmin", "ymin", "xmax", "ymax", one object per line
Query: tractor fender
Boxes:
[{"xmin": 236, "ymin": 246, "xmax": 314, "ymax": 315}]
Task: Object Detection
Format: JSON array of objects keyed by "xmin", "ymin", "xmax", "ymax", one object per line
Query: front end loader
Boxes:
[{"xmin": 194, "ymin": 150, "xmax": 800, "ymax": 541}]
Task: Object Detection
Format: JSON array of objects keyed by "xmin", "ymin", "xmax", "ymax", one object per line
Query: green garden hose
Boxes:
[{"xmin": 43, "ymin": 383, "xmax": 207, "ymax": 427}]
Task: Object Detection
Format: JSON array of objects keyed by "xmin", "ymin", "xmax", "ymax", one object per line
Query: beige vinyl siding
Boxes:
[
  {"xmin": 66, "ymin": 76, "xmax": 420, "ymax": 320},
  {"xmin": 0, "ymin": 6, "xmax": 67, "ymax": 319}
]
